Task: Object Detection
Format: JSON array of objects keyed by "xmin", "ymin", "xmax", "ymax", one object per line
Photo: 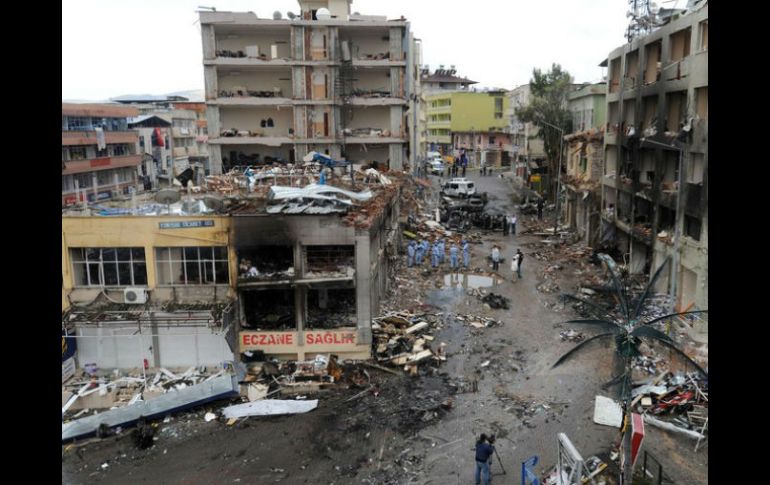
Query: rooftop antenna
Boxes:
[
  {"xmin": 155, "ymin": 189, "xmax": 181, "ymax": 215},
  {"xmin": 287, "ymin": 11, "xmax": 297, "ymax": 19}
]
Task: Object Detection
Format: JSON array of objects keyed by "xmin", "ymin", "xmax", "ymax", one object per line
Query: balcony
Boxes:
[
  {"xmin": 61, "ymin": 155, "xmax": 142, "ymax": 175},
  {"xmin": 61, "ymin": 131, "xmax": 137, "ymax": 146}
]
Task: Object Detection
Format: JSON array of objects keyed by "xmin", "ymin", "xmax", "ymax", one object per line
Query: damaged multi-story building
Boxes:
[
  {"xmin": 198, "ymin": 0, "xmax": 420, "ymax": 173},
  {"xmin": 601, "ymin": 1, "xmax": 707, "ymax": 316},
  {"xmin": 563, "ymin": 82, "xmax": 606, "ymax": 245},
  {"xmin": 62, "ymin": 171, "xmax": 403, "ymax": 369}
]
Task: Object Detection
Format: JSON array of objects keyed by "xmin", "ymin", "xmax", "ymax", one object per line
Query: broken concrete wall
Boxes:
[
  {"xmin": 218, "ymin": 107, "xmax": 293, "ymax": 137},
  {"xmin": 218, "ymin": 69, "xmax": 293, "ymax": 98}
]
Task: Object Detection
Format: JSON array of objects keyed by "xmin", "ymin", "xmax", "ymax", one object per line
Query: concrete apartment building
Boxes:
[
  {"xmin": 117, "ymin": 96, "xmax": 208, "ymax": 187},
  {"xmin": 563, "ymin": 83, "xmax": 606, "ymax": 245},
  {"xmin": 420, "ymin": 66, "xmax": 477, "ymax": 94},
  {"xmin": 62, "ymin": 104, "xmax": 141, "ymax": 206},
  {"xmin": 506, "ymin": 84, "xmax": 546, "ymax": 180},
  {"xmin": 426, "ymin": 90, "xmax": 511, "ymax": 166},
  {"xmin": 601, "ymin": 0, "xmax": 707, "ymax": 314},
  {"xmin": 199, "ymin": 0, "xmax": 419, "ymax": 173}
]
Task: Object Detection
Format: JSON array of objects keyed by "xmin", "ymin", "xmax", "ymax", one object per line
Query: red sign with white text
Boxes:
[{"xmin": 240, "ymin": 330, "xmax": 357, "ymax": 351}]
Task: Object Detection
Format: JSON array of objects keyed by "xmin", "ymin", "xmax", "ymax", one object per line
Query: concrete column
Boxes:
[
  {"xmin": 209, "ymin": 145, "xmax": 223, "ymax": 175},
  {"xmin": 201, "ymin": 24, "xmax": 216, "ymax": 60},
  {"xmin": 389, "ymin": 27, "xmax": 403, "ymax": 60},
  {"xmin": 150, "ymin": 311, "xmax": 161, "ymax": 368},
  {"xmin": 204, "ymin": 66, "xmax": 218, "ymax": 100},
  {"xmin": 354, "ymin": 234, "xmax": 372, "ymax": 345}
]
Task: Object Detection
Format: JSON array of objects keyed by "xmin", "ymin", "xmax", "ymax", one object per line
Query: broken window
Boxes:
[
  {"xmin": 642, "ymin": 96, "xmax": 657, "ymax": 131},
  {"xmin": 608, "ymin": 102, "xmax": 619, "ymax": 133},
  {"xmin": 69, "ymin": 146, "xmax": 88, "ymax": 160},
  {"xmin": 695, "ymin": 87, "xmax": 708, "ymax": 120},
  {"xmin": 156, "ymin": 247, "xmax": 229, "ymax": 285},
  {"xmin": 609, "ymin": 57, "xmax": 621, "ymax": 93},
  {"xmin": 669, "ymin": 27, "xmax": 691, "ymax": 62},
  {"xmin": 666, "ymin": 91, "xmax": 687, "ymax": 132},
  {"xmin": 306, "ymin": 288, "xmax": 356, "ymax": 329},
  {"xmin": 304, "ymin": 245, "xmax": 355, "ymax": 277},
  {"xmin": 644, "ymin": 41, "xmax": 662, "ymax": 84},
  {"xmin": 617, "ymin": 192, "xmax": 632, "ymax": 224},
  {"xmin": 625, "ymin": 49, "xmax": 639, "ymax": 88},
  {"xmin": 242, "ymin": 289, "xmax": 296, "ymax": 330},
  {"xmin": 237, "ymin": 246, "xmax": 294, "ymax": 280},
  {"xmin": 634, "ymin": 197, "xmax": 653, "ymax": 225},
  {"xmin": 687, "ymin": 153, "xmax": 705, "ymax": 184},
  {"xmin": 71, "ymin": 247, "xmax": 147, "ymax": 287},
  {"xmin": 658, "ymin": 206, "xmax": 676, "ymax": 232},
  {"xmin": 699, "ymin": 21, "xmax": 708, "ymax": 51},
  {"xmin": 684, "ymin": 215, "xmax": 701, "ymax": 241}
]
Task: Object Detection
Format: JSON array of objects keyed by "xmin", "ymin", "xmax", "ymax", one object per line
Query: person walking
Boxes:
[
  {"xmin": 449, "ymin": 242, "xmax": 459, "ymax": 269},
  {"xmin": 438, "ymin": 239, "xmax": 446, "ymax": 265},
  {"xmin": 537, "ymin": 197, "xmax": 544, "ymax": 220},
  {"xmin": 510, "ymin": 214, "xmax": 517, "ymax": 237},
  {"xmin": 502, "ymin": 215, "xmax": 509, "ymax": 236},
  {"xmin": 474, "ymin": 433, "xmax": 495, "ymax": 485},
  {"xmin": 491, "ymin": 245, "xmax": 500, "ymax": 272},
  {"xmin": 510, "ymin": 250, "xmax": 519, "ymax": 281},
  {"xmin": 407, "ymin": 240, "xmax": 415, "ymax": 267},
  {"xmin": 515, "ymin": 248, "xmax": 524, "ymax": 279},
  {"xmin": 461, "ymin": 154, "xmax": 467, "ymax": 177},
  {"xmin": 462, "ymin": 239, "xmax": 470, "ymax": 269}
]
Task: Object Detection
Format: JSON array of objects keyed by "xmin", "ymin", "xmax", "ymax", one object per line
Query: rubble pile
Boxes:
[
  {"xmin": 479, "ymin": 292, "xmax": 510, "ymax": 309},
  {"xmin": 454, "ymin": 313, "xmax": 503, "ymax": 330},
  {"xmin": 371, "ymin": 311, "xmax": 447, "ymax": 375}
]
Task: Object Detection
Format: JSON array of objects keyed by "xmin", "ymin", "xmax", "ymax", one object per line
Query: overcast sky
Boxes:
[{"xmin": 62, "ymin": 0, "xmax": 684, "ymax": 100}]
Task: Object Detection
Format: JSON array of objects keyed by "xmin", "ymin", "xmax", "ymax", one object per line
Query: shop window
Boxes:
[
  {"xmin": 156, "ymin": 247, "xmax": 229, "ymax": 285},
  {"xmin": 71, "ymin": 247, "xmax": 147, "ymax": 287}
]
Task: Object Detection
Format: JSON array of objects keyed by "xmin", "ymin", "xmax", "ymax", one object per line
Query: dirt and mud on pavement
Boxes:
[{"xmin": 62, "ymin": 172, "xmax": 707, "ymax": 485}]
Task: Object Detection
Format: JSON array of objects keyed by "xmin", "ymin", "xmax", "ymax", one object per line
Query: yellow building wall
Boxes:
[{"xmin": 61, "ymin": 216, "xmax": 234, "ymax": 292}]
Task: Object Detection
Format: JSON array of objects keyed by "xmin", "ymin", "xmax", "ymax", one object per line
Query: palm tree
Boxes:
[{"xmin": 553, "ymin": 254, "xmax": 707, "ymax": 483}]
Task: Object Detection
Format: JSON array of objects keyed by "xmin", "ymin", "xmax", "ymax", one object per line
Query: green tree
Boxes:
[{"xmin": 515, "ymin": 63, "xmax": 574, "ymax": 200}]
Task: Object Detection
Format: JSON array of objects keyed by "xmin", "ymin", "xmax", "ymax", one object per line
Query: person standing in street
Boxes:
[
  {"xmin": 474, "ymin": 434, "xmax": 495, "ymax": 485},
  {"xmin": 491, "ymin": 245, "xmax": 501, "ymax": 272},
  {"xmin": 502, "ymin": 215, "xmax": 509, "ymax": 236},
  {"xmin": 461, "ymin": 154, "xmax": 467, "ymax": 177},
  {"xmin": 537, "ymin": 197, "xmax": 544, "ymax": 220},
  {"xmin": 407, "ymin": 240, "xmax": 415, "ymax": 267},
  {"xmin": 415, "ymin": 239, "xmax": 425, "ymax": 266},
  {"xmin": 438, "ymin": 239, "xmax": 446, "ymax": 265},
  {"xmin": 449, "ymin": 242, "xmax": 459, "ymax": 269},
  {"xmin": 462, "ymin": 239, "xmax": 470, "ymax": 269},
  {"xmin": 515, "ymin": 249, "xmax": 524, "ymax": 279},
  {"xmin": 510, "ymin": 214, "xmax": 517, "ymax": 237}
]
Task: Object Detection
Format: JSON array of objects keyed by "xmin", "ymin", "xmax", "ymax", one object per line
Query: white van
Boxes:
[{"xmin": 441, "ymin": 178, "xmax": 476, "ymax": 197}]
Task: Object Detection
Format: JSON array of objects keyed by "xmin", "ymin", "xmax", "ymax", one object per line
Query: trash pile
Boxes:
[
  {"xmin": 62, "ymin": 366, "xmax": 225, "ymax": 417},
  {"xmin": 479, "ymin": 292, "xmax": 510, "ymax": 309},
  {"xmin": 371, "ymin": 311, "xmax": 447, "ymax": 375}
]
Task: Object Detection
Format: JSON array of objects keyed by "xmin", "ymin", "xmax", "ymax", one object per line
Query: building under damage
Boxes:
[
  {"xmin": 62, "ymin": 167, "xmax": 402, "ymax": 371},
  {"xmin": 199, "ymin": 0, "xmax": 420, "ymax": 174},
  {"xmin": 601, "ymin": 1, "xmax": 707, "ymax": 316}
]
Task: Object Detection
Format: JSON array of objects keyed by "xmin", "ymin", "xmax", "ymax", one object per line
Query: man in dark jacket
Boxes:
[
  {"xmin": 515, "ymin": 249, "xmax": 524, "ymax": 279},
  {"xmin": 537, "ymin": 197, "xmax": 544, "ymax": 220},
  {"xmin": 475, "ymin": 433, "xmax": 495, "ymax": 485}
]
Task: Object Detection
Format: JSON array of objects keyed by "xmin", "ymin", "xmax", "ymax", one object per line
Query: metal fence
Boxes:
[{"xmin": 637, "ymin": 450, "xmax": 676, "ymax": 485}]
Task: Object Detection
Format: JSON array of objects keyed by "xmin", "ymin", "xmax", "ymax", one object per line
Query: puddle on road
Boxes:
[{"xmin": 442, "ymin": 273, "xmax": 501, "ymax": 289}]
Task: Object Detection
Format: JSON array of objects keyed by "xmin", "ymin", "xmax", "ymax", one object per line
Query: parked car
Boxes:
[
  {"xmin": 441, "ymin": 178, "xmax": 477, "ymax": 197},
  {"xmin": 429, "ymin": 159, "xmax": 445, "ymax": 175}
]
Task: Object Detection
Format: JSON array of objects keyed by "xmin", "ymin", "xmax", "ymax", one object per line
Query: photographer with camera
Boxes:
[{"xmin": 474, "ymin": 433, "xmax": 495, "ymax": 485}]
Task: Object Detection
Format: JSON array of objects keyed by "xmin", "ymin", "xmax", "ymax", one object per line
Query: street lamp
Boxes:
[
  {"xmin": 536, "ymin": 118, "xmax": 565, "ymax": 236},
  {"xmin": 640, "ymin": 137, "xmax": 683, "ymax": 314}
]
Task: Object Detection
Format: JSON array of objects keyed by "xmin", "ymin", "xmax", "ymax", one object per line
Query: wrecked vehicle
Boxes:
[{"xmin": 440, "ymin": 178, "xmax": 477, "ymax": 198}]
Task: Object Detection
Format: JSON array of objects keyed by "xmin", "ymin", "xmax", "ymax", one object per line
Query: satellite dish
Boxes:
[
  {"xmin": 316, "ymin": 7, "xmax": 331, "ymax": 20},
  {"xmin": 286, "ymin": 11, "xmax": 296, "ymax": 19},
  {"xmin": 203, "ymin": 195, "xmax": 224, "ymax": 212},
  {"xmin": 155, "ymin": 189, "xmax": 181, "ymax": 205},
  {"xmin": 273, "ymin": 11, "xmax": 282, "ymax": 19}
]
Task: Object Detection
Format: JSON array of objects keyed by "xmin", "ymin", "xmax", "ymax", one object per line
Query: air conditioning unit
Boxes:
[{"xmin": 124, "ymin": 288, "xmax": 148, "ymax": 304}]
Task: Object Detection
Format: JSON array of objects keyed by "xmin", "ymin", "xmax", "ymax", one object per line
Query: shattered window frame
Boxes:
[
  {"xmin": 155, "ymin": 246, "xmax": 229, "ymax": 286},
  {"xmin": 70, "ymin": 247, "xmax": 147, "ymax": 287}
]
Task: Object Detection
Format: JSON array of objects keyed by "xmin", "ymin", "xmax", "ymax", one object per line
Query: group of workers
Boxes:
[{"xmin": 406, "ymin": 238, "xmax": 471, "ymax": 270}]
